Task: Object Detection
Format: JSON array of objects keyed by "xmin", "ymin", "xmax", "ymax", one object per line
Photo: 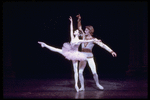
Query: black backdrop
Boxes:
[{"xmin": 3, "ymin": 1, "xmax": 147, "ymax": 79}]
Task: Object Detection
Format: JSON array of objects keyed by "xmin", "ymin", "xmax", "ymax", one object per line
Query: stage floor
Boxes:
[{"xmin": 3, "ymin": 77, "xmax": 147, "ymax": 99}]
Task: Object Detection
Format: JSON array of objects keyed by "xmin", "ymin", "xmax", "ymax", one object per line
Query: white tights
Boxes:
[
  {"xmin": 40, "ymin": 43, "xmax": 80, "ymax": 92},
  {"xmin": 44, "ymin": 44, "xmax": 62, "ymax": 54},
  {"xmin": 79, "ymin": 58, "xmax": 104, "ymax": 91},
  {"xmin": 39, "ymin": 43, "xmax": 103, "ymax": 92}
]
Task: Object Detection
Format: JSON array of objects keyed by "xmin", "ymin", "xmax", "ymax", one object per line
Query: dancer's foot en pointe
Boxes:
[
  {"xmin": 96, "ymin": 83, "xmax": 104, "ymax": 90},
  {"xmin": 75, "ymin": 85, "xmax": 79, "ymax": 92},
  {"xmin": 79, "ymin": 87, "xmax": 85, "ymax": 91},
  {"xmin": 38, "ymin": 41, "xmax": 46, "ymax": 48}
]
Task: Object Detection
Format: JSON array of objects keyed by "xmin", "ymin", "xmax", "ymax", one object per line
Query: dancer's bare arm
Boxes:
[
  {"xmin": 69, "ymin": 16, "xmax": 74, "ymax": 41},
  {"xmin": 76, "ymin": 14, "xmax": 84, "ymax": 34}
]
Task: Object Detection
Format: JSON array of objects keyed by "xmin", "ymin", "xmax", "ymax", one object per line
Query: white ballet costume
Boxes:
[{"xmin": 62, "ymin": 42, "xmax": 87, "ymax": 61}]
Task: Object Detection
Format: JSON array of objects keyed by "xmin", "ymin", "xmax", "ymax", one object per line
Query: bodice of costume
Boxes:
[
  {"xmin": 81, "ymin": 36, "xmax": 95, "ymax": 58},
  {"xmin": 82, "ymin": 42, "xmax": 94, "ymax": 51},
  {"xmin": 69, "ymin": 42, "xmax": 80, "ymax": 51},
  {"xmin": 81, "ymin": 37, "xmax": 95, "ymax": 52}
]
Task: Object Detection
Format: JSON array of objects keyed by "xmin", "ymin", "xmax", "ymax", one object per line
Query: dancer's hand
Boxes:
[
  {"xmin": 38, "ymin": 41, "xmax": 46, "ymax": 48},
  {"xmin": 76, "ymin": 14, "xmax": 81, "ymax": 21},
  {"xmin": 69, "ymin": 16, "xmax": 73, "ymax": 22},
  {"xmin": 111, "ymin": 51, "xmax": 117, "ymax": 57}
]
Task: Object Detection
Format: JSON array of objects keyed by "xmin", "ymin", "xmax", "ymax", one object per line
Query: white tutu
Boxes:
[{"xmin": 62, "ymin": 42, "xmax": 87, "ymax": 61}]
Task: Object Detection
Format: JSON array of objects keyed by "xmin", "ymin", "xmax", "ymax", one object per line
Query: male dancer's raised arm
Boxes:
[
  {"xmin": 76, "ymin": 14, "xmax": 84, "ymax": 34},
  {"xmin": 69, "ymin": 16, "xmax": 74, "ymax": 41},
  {"xmin": 76, "ymin": 14, "xmax": 85, "ymax": 49}
]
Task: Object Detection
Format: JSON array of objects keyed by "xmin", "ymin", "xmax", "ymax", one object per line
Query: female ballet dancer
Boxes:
[{"xmin": 38, "ymin": 16, "xmax": 100, "ymax": 92}]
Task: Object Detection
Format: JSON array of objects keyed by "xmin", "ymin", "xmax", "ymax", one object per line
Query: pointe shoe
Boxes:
[
  {"xmin": 41, "ymin": 43, "xmax": 45, "ymax": 48},
  {"xmin": 79, "ymin": 87, "xmax": 85, "ymax": 91},
  {"xmin": 38, "ymin": 42, "xmax": 45, "ymax": 48},
  {"xmin": 75, "ymin": 85, "xmax": 79, "ymax": 92},
  {"xmin": 96, "ymin": 84, "xmax": 104, "ymax": 90}
]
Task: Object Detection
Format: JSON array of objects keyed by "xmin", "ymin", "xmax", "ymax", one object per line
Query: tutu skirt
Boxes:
[{"xmin": 62, "ymin": 43, "xmax": 87, "ymax": 61}]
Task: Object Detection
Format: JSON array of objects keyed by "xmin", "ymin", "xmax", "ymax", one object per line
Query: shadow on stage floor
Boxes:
[{"xmin": 3, "ymin": 77, "xmax": 147, "ymax": 99}]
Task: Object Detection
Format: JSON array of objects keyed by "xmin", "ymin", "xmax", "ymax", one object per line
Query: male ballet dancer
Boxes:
[{"xmin": 76, "ymin": 14, "xmax": 117, "ymax": 91}]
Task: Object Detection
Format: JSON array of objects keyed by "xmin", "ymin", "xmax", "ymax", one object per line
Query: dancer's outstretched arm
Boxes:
[
  {"xmin": 94, "ymin": 39, "xmax": 117, "ymax": 57},
  {"xmin": 69, "ymin": 16, "xmax": 74, "ymax": 41},
  {"xmin": 78, "ymin": 38, "xmax": 100, "ymax": 43},
  {"xmin": 38, "ymin": 41, "xmax": 62, "ymax": 54}
]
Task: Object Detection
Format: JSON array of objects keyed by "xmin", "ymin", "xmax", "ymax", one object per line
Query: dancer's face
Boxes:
[
  {"xmin": 85, "ymin": 28, "xmax": 90, "ymax": 35},
  {"xmin": 74, "ymin": 30, "xmax": 79, "ymax": 36}
]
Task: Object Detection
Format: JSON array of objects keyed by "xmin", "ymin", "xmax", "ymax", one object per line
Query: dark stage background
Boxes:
[{"xmin": 3, "ymin": 1, "xmax": 148, "ymax": 79}]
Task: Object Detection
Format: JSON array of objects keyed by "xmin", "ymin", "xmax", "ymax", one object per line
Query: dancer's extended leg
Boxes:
[
  {"xmin": 79, "ymin": 60, "xmax": 86, "ymax": 91},
  {"xmin": 87, "ymin": 58, "xmax": 104, "ymax": 90},
  {"xmin": 38, "ymin": 41, "xmax": 62, "ymax": 54},
  {"xmin": 72, "ymin": 60, "xmax": 79, "ymax": 92}
]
